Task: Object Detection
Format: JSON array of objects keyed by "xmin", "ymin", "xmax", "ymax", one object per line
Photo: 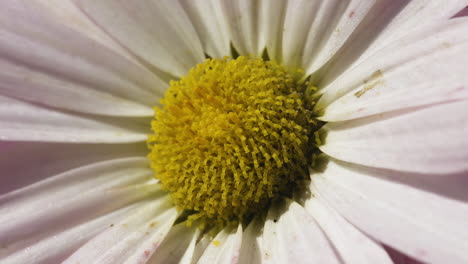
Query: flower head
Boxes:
[{"xmin": 1, "ymin": 1, "xmax": 468, "ymax": 264}]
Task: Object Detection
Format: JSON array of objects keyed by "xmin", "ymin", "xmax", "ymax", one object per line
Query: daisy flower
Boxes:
[{"xmin": 1, "ymin": 1, "xmax": 468, "ymax": 264}]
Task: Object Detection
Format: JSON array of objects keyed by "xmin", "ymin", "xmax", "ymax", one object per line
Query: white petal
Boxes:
[
  {"xmin": 179, "ymin": 0, "xmax": 230, "ymax": 58},
  {"xmin": 317, "ymin": 18, "xmax": 468, "ymax": 120},
  {"xmin": 319, "ymin": 100, "xmax": 468, "ymax": 174},
  {"xmin": 258, "ymin": 0, "xmax": 287, "ymax": 62},
  {"xmin": 281, "ymin": 0, "xmax": 376, "ymax": 73},
  {"xmin": 220, "ymin": 0, "xmax": 263, "ymax": 56},
  {"xmin": 303, "ymin": 191, "xmax": 393, "ymax": 264},
  {"xmin": 147, "ymin": 223, "xmax": 199, "ymax": 264},
  {"xmin": 197, "ymin": 224, "xmax": 243, "ymax": 264},
  {"xmin": 317, "ymin": 1, "xmax": 468, "ymax": 86},
  {"xmin": 75, "ymin": 0, "xmax": 205, "ymax": 77},
  {"xmin": 63, "ymin": 198, "xmax": 177, "ymax": 264},
  {"xmin": 191, "ymin": 235, "xmax": 211, "ymax": 264},
  {"xmin": 261, "ymin": 200, "xmax": 340, "ymax": 264},
  {"xmin": 238, "ymin": 217, "xmax": 263, "ymax": 264},
  {"xmin": 0, "ymin": 141, "xmax": 147, "ymax": 195},
  {"xmin": 0, "ymin": 95, "xmax": 148, "ymax": 143},
  {"xmin": 0, "ymin": 157, "xmax": 155, "ymax": 249},
  {"xmin": 0, "ymin": 202, "xmax": 139, "ymax": 264},
  {"xmin": 311, "ymin": 160, "xmax": 468, "ymax": 264},
  {"xmin": 31, "ymin": 0, "xmax": 135, "ymax": 62},
  {"xmin": 0, "ymin": 1, "xmax": 166, "ymax": 117},
  {"xmin": 357, "ymin": 0, "xmax": 468, "ymax": 65}
]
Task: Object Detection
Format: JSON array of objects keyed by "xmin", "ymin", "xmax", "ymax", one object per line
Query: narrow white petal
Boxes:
[
  {"xmin": 0, "ymin": 95, "xmax": 148, "ymax": 143},
  {"xmin": 0, "ymin": 203, "xmax": 139, "ymax": 264},
  {"xmin": 191, "ymin": 235, "xmax": 211, "ymax": 264},
  {"xmin": 0, "ymin": 157, "xmax": 155, "ymax": 249},
  {"xmin": 63, "ymin": 198, "xmax": 177, "ymax": 264},
  {"xmin": 303, "ymin": 192, "xmax": 393, "ymax": 264},
  {"xmin": 147, "ymin": 223, "xmax": 199, "ymax": 264},
  {"xmin": 220, "ymin": 0, "xmax": 263, "ymax": 56},
  {"xmin": 75, "ymin": 0, "xmax": 205, "ymax": 77},
  {"xmin": 197, "ymin": 224, "xmax": 243, "ymax": 264},
  {"xmin": 238, "ymin": 217, "xmax": 263, "ymax": 264},
  {"xmin": 0, "ymin": 1, "xmax": 166, "ymax": 117},
  {"xmin": 261, "ymin": 200, "xmax": 340, "ymax": 264},
  {"xmin": 258, "ymin": 0, "xmax": 287, "ymax": 62},
  {"xmin": 317, "ymin": 18, "xmax": 468, "ymax": 120},
  {"xmin": 0, "ymin": 141, "xmax": 147, "ymax": 195},
  {"xmin": 179, "ymin": 0, "xmax": 230, "ymax": 58},
  {"xmin": 281, "ymin": 0, "xmax": 376, "ymax": 73},
  {"xmin": 319, "ymin": 100, "xmax": 468, "ymax": 173},
  {"xmin": 311, "ymin": 160, "xmax": 468, "ymax": 264}
]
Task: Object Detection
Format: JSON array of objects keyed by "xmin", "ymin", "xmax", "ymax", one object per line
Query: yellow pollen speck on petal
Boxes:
[
  {"xmin": 147, "ymin": 56, "xmax": 317, "ymax": 228},
  {"xmin": 213, "ymin": 240, "xmax": 221, "ymax": 247}
]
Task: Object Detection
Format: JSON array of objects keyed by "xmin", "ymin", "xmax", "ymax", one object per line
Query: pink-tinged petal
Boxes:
[
  {"xmin": 317, "ymin": 18, "xmax": 468, "ymax": 120},
  {"xmin": 75, "ymin": 0, "xmax": 205, "ymax": 78},
  {"xmin": 63, "ymin": 198, "xmax": 177, "ymax": 264},
  {"xmin": 0, "ymin": 95, "xmax": 149, "ymax": 143},
  {"xmin": 319, "ymin": 100, "xmax": 468, "ymax": 174},
  {"xmin": 0, "ymin": 1, "xmax": 166, "ymax": 117},
  {"xmin": 311, "ymin": 160, "xmax": 468, "ymax": 264},
  {"xmin": 179, "ymin": 0, "xmax": 230, "ymax": 58},
  {"xmin": 0, "ymin": 141, "xmax": 146, "ymax": 195},
  {"xmin": 148, "ymin": 224, "xmax": 199, "ymax": 264},
  {"xmin": 0, "ymin": 203, "xmax": 140, "ymax": 264},
  {"xmin": 0, "ymin": 157, "xmax": 155, "ymax": 249},
  {"xmin": 197, "ymin": 224, "xmax": 243, "ymax": 264},
  {"xmin": 261, "ymin": 200, "xmax": 340, "ymax": 264},
  {"xmin": 318, "ymin": 0, "xmax": 468, "ymax": 86},
  {"xmin": 304, "ymin": 190, "xmax": 393, "ymax": 264}
]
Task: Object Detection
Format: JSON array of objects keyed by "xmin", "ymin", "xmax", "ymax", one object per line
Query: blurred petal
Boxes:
[
  {"xmin": 0, "ymin": 141, "xmax": 146, "ymax": 195},
  {"xmin": 261, "ymin": 200, "xmax": 340, "ymax": 264},
  {"xmin": 319, "ymin": 100, "xmax": 468, "ymax": 174},
  {"xmin": 317, "ymin": 18, "xmax": 468, "ymax": 120},
  {"xmin": 75, "ymin": 0, "xmax": 205, "ymax": 77},
  {"xmin": 0, "ymin": 95, "xmax": 149, "ymax": 143},
  {"xmin": 312, "ymin": 160, "xmax": 468, "ymax": 264},
  {"xmin": 197, "ymin": 224, "xmax": 243, "ymax": 264},
  {"xmin": 0, "ymin": 1, "xmax": 166, "ymax": 117}
]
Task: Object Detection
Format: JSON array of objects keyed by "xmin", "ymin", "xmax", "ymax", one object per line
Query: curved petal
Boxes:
[
  {"xmin": 319, "ymin": 100, "xmax": 468, "ymax": 174},
  {"xmin": 197, "ymin": 224, "xmax": 243, "ymax": 264},
  {"xmin": 147, "ymin": 223, "xmax": 199, "ymax": 264},
  {"xmin": 179, "ymin": 0, "xmax": 230, "ymax": 58},
  {"xmin": 0, "ymin": 202, "xmax": 139, "ymax": 264},
  {"xmin": 261, "ymin": 200, "xmax": 340, "ymax": 264},
  {"xmin": 303, "ymin": 190, "xmax": 393, "ymax": 263},
  {"xmin": 0, "ymin": 1, "xmax": 166, "ymax": 117},
  {"xmin": 311, "ymin": 160, "xmax": 468, "ymax": 264},
  {"xmin": 75, "ymin": 0, "xmax": 205, "ymax": 78},
  {"xmin": 0, "ymin": 141, "xmax": 147, "ymax": 195},
  {"xmin": 63, "ymin": 197, "xmax": 177, "ymax": 264},
  {"xmin": 317, "ymin": 18, "xmax": 468, "ymax": 120},
  {"xmin": 317, "ymin": 0, "xmax": 468, "ymax": 87},
  {"xmin": 0, "ymin": 157, "xmax": 155, "ymax": 249},
  {"xmin": 0, "ymin": 95, "xmax": 149, "ymax": 143},
  {"xmin": 259, "ymin": 0, "xmax": 287, "ymax": 62}
]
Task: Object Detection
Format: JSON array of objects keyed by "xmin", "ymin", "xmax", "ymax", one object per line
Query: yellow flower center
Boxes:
[{"xmin": 147, "ymin": 56, "xmax": 317, "ymax": 228}]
